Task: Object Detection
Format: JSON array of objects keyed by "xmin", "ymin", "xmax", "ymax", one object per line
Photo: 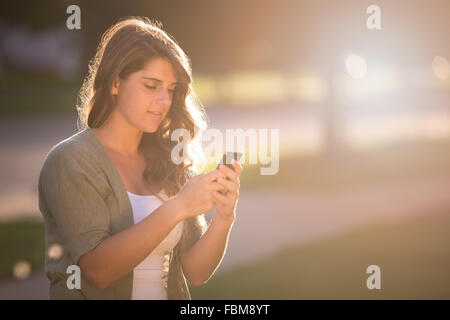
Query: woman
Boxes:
[{"xmin": 38, "ymin": 16, "xmax": 242, "ymax": 300}]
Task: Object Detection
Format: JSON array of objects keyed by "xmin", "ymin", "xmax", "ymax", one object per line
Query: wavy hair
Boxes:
[{"xmin": 76, "ymin": 16, "xmax": 209, "ymax": 233}]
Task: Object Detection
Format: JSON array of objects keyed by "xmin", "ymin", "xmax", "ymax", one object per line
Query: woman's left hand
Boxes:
[{"xmin": 212, "ymin": 160, "xmax": 242, "ymax": 223}]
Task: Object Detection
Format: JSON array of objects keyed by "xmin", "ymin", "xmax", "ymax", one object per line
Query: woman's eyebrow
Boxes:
[{"xmin": 142, "ymin": 77, "xmax": 179, "ymax": 85}]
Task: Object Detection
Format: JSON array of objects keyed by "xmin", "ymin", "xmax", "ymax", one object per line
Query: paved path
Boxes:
[
  {"xmin": 219, "ymin": 171, "xmax": 450, "ymax": 272},
  {"xmin": 0, "ymin": 269, "xmax": 49, "ymax": 300}
]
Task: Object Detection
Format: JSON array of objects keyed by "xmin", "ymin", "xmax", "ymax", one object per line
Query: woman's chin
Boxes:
[{"xmin": 142, "ymin": 125, "xmax": 160, "ymax": 133}]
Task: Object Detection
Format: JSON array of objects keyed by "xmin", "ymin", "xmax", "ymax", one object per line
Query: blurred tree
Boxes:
[{"xmin": 0, "ymin": 1, "xmax": 68, "ymax": 29}]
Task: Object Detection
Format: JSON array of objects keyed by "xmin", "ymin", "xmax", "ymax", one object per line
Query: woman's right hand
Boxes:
[{"xmin": 173, "ymin": 169, "xmax": 227, "ymax": 219}]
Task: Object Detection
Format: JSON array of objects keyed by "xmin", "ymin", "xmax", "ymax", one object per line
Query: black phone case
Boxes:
[
  {"xmin": 216, "ymin": 152, "xmax": 242, "ymax": 195},
  {"xmin": 216, "ymin": 151, "xmax": 243, "ymax": 171}
]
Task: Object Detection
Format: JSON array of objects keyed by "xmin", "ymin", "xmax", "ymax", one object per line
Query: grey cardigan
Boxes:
[{"xmin": 38, "ymin": 127, "xmax": 206, "ymax": 299}]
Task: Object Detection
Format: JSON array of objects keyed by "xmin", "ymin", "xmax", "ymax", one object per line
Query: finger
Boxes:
[
  {"xmin": 218, "ymin": 164, "xmax": 238, "ymax": 183},
  {"xmin": 212, "ymin": 190, "xmax": 230, "ymax": 205},
  {"xmin": 221, "ymin": 187, "xmax": 239, "ymax": 203},
  {"xmin": 225, "ymin": 188, "xmax": 239, "ymax": 202},
  {"xmin": 208, "ymin": 181, "xmax": 227, "ymax": 193},
  {"xmin": 231, "ymin": 161, "xmax": 243, "ymax": 176},
  {"xmin": 216, "ymin": 177, "xmax": 238, "ymax": 195},
  {"xmin": 203, "ymin": 169, "xmax": 226, "ymax": 182}
]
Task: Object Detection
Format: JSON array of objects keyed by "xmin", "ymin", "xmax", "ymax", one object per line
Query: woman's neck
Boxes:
[{"xmin": 91, "ymin": 112, "xmax": 143, "ymax": 157}]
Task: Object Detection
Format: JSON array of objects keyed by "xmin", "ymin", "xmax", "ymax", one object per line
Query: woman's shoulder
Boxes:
[
  {"xmin": 40, "ymin": 128, "xmax": 102, "ymax": 177},
  {"xmin": 47, "ymin": 128, "xmax": 89, "ymax": 152},
  {"xmin": 38, "ymin": 128, "xmax": 115, "ymax": 205}
]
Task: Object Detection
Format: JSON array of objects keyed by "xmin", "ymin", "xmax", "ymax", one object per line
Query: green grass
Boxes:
[
  {"xmin": 190, "ymin": 207, "xmax": 450, "ymax": 299},
  {"xmin": 0, "ymin": 69, "xmax": 80, "ymax": 117},
  {"xmin": 0, "ymin": 220, "xmax": 45, "ymax": 281}
]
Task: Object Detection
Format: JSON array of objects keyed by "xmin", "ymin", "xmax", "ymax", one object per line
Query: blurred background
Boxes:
[{"xmin": 0, "ymin": 0, "xmax": 449, "ymax": 299}]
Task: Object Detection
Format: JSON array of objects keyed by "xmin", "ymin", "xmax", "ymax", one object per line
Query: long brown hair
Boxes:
[{"xmin": 76, "ymin": 17, "xmax": 208, "ymax": 232}]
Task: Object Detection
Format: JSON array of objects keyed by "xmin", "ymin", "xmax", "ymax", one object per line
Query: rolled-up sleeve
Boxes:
[
  {"xmin": 178, "ymin": 214, "xmax": 208, "ymax": 256},
  {"xmin": 39, "ymin": 147, "xmax": 112, "ymax": 265}
]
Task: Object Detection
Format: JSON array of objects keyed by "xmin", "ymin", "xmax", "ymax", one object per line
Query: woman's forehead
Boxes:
[{"xmin": 140, "ymin": 58, "xmax": 178, "ymax": 84}]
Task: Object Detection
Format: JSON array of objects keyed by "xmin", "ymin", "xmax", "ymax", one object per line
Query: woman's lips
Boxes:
[{"xmin": 147, "ymin": 111, "xmax": 162, "ymax": 119}]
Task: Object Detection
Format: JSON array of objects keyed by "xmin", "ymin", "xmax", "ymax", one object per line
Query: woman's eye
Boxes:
[{"xmin": 145, "ymin": 85, "xmax": 175, "ymax": 95}]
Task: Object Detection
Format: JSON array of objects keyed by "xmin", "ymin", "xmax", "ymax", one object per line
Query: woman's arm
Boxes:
[
  {"xmin": 78, "ymin": 197, "xmax": 185, "ymax": 290},
  {"xmin": 77, "ymin": 169, "xmax": 227, "ymax": 290},
  {"xmin": 180, "ymin": 162, "xmax": 242, "ymax": 286},
  {"xmin": 41, "ymin": 145, "xmax": 226, "ymax": 290},
  {"xmin": 180, "ymin": 214, "xmax": 234, "ymax": 286}
]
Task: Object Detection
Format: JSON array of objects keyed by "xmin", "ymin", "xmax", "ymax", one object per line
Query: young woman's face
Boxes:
[{"xmin": 112, "ymin": 57, "xmax": 179, "ymax": 133}]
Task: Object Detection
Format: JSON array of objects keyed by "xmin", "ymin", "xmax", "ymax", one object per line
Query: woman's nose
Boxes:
[{"xmin": 156, "ymin": 88, "xmax": 172, "ymax": 106}]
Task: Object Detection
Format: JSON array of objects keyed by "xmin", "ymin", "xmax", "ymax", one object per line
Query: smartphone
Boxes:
[
  {"xmin": 216, "ymin": 151, "xmax": 243, "ymax": 171},
  {"xmin": 216, "ymin": 151, "xmax": 242, "ymax": 195}
]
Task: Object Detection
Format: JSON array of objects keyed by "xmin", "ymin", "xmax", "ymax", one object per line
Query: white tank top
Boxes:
[{"xmin": 127, "ymin": 190, "xmax": 184, "ymax": 300}]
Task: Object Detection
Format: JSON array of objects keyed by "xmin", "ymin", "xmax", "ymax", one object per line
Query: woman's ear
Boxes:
[{"xmin": 111, "ymin": 75, "xmax": 120, "ymax": 95}]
